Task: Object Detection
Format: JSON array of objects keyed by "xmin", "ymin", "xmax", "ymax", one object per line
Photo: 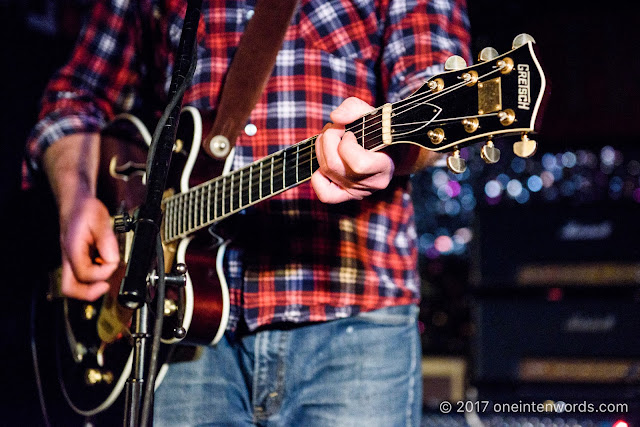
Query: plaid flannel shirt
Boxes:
[{"xmin": 26, "ymin": 0, "xmax": 470, "ymax": 331}]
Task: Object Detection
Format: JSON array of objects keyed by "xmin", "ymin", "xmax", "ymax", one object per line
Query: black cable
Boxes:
[
  {"xmin": 139, "ymin": 232, "xmax": 166, "ymax": 427},
  {"xmin": 29, "ymin": 284, "xmax": 53, "ymax": 427},
  {"xmin": 138, "ymin": 31, "xmax": 198, "ymax": 427}
]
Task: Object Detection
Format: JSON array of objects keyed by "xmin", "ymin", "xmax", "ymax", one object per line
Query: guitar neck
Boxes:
[{"xmin": 162, "ymin": 110, "xmax": 388, "ymax": 243}]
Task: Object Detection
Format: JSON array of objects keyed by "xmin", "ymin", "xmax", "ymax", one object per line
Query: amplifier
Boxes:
[
  {"xmin": 472, "ymin": 295, "xmax": 640, "ymax": 383},
  {"xmin": 471, "ymin": 201, "xmax": 640, "ymax": 288}
]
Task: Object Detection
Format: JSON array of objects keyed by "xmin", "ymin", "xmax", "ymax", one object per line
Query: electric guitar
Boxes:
[{"xmin": 39, "ymin": 36, "xmax": 547, "ymax": 417}]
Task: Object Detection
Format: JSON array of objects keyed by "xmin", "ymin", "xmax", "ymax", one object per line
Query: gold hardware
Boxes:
[
  {"xmin": 477, "ymin": 77, "xmax": 502, "ymax": 115},
  {"xmin": 427, "ymin": 128, "xmax": 445, "ymax": 145},
  {"xmin": 513, "ymin": 133, "xmax": 538, "ymax": 158},
  {"xmin": 512, "ymin": 33, "xmax": 536, "ymax": 49},
  {"xmin": 164, "ymin": 298, "xmax": 179, "ymax": 316},
  {"xmin": 174, "ymin": 138, "xmax": 183, "ymax": 153},
  {"xmin": 83, "ymin": 304, "xmax": 97, "ymax": 321},
  {"xmin": 444, "ymin": 55, "xmax": 467, "ymax": 71},
  {"xmin": 498, "ymin": 109, "xmax": 515, "ymax": 126},
  {"xmin": 428, "ymin": 78, "xmax": 444, "ymax": 93},
  {"xmin": 85, "ymin": 368, "xmax": 114, "ymax": 386},
  {"xmin": 462, "ymin": 118, "xmax": 479, "ymax": 133},
  {"xmin": 478, "ymin": 47, "xmax": 499, "ymax": 62},
  {"xmin": 497, "ymin": 57, "xmax": 514, "ymax": 74},
  {"xmin": 480, "ymin": 140, "xmax": 501, "ymax": 164},
  {"xmin": 446, "ymin": 149, "xmax": 467, "ymax": 174},
  {"xmin": 462, "ymin": 70, "xmax": 478, "ymax": 87}
]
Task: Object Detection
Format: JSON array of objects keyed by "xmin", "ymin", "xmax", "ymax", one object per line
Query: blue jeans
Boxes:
[{"xmin": 153, "ymin": 304, "xmax": 422, "ymax": 426}]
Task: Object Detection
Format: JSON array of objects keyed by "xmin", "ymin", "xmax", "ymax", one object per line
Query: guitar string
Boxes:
[
  {"xmin": 169, "ymin": 62, "xmax": 504, "ymax": 209},
  {"xmin": 166, "ymin": 90, "xmax": 498, "ymax": 237},
  {"xmin": 166, "ymin": 65, "xmax": 507, "ymax": 237}
]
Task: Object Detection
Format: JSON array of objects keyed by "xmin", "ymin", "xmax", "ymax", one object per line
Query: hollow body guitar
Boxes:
[{"xmin": 47, "ymin": 39, "xmax": 547, "ymax": 416}]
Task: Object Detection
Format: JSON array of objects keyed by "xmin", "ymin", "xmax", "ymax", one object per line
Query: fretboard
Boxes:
[{"xmin": 162, "ymin": 110, "xmax": 385, "ymax": 243}]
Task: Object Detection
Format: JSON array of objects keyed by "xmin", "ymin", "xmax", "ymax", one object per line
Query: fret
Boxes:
[
  {"xmin": 199, "ymin": 186, "xmax": 204, "ymax": 226},
  {"xmin": 309, "ymin": 138, "xmax": 314, "ymax": 177},
  {"xmin": 249, "ymin": 165, "xmax": 253, "ymax": 204},
  {"xmin": 259, "ymin": 161, "xmax": 263, "ymax": 200},
  {"xmin": 361, "ymin": 117, "xmax": 365, "ymax": 147},
  {"xmin": 192, "ymin": 189, "xmax": 197, "ymax": 231},
  {"xmin": 173, "ymin": 198, "xmax": 178, "ymax": 238},
  {"xmin": 283, "ymin": 150, "xmax": 286, "ymax": 188},
  {"xmin": 230, "ymin": 172, "xmax": 234, "ymax": 214},
  {"xmin": 172, "ymin": 198, "xmax": 177, "ymax": 238},
  {"xmin": 238, "ymin": 169, "xmax": 242, "ymax": 209},
  {"xmin": 177, "ymin": 195, "xmax": 183, "ymax": 236},
  {"xmin": 195, "ymin": 187, "xmax": 201, "ymax": 229},
  {"xmin": 214, "ymin": 179, "xmax": 219, "ymax": 220},
  {"xmin": 164, "ymin": 200, "xmax": 170, "ymax": 241},
  {"xmin": 295, "ymin": 144, "xmax": 299, "ymax": 183},
  {"xmin": 207, "ymin": 183, "xmax": 211, "ymax": 223},
  {"xmin": 188, "ymin": 190, "xmax": 193, "ymax": 232},
  {"xmin": 270, "ymin": 157, "xmax": 274, "ymax": 196}
]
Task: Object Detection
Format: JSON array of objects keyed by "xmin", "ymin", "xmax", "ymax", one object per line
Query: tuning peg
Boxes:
[
  {"xmin": 512, "ymin": 33, "xmax": 536, "ymax": 49},
  {"xmin": 478, "ymin": 47, "xmax": 499, "ymax": 62},
  {"xmin": 513, "ymin": 134, "xmax": 538, "ymax": 158},
  {"xmin": 480, "ymin": 140, "xmax": 501, "ymax": 164},
  {"xmin": 444, "ymin": 55, "xmax": 467, "ymax": 71},
  {"xmin": 446, "ymin": 149, "xmax": 467, "ymax": 174}
]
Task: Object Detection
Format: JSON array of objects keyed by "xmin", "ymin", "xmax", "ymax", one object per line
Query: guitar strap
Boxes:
[{"xmin": 202, "ymin": 0, "xmax": 299, "ymax": 159}]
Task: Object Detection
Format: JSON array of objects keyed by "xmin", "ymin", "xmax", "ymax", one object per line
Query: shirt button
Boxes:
[
  {"xmin": 246, "ymin": 9, "xmax": 255, "ymax": 20},
  {"xmin": 244, "ymin": 123, "xmax": 257, "ymax": 136}
]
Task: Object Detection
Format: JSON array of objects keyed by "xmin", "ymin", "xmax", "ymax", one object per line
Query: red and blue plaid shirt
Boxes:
[{"xmin": 26, "ymin": 0, "xmax": 470, "ymax": 331}]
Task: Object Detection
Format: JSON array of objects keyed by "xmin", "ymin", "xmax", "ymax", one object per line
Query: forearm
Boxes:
[{"xmin": 42, "ymin": 133, "xmax": 101, "ymax": 224}]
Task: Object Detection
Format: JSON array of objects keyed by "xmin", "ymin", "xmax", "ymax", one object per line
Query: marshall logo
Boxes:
[
  {"xmin": 560, "ymin": 220, "xmax": 613, "ymax": 241},
  {"xmin": 564, "ymin": 313, "xmax": 616, "ymax": 333},
  {"xmin": 517, "ymin": 64, "xmax": 531, "ymax": 110}
]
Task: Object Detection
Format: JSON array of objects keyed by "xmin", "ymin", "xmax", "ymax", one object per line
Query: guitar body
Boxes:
[{"xmin": 49, "ymin": 107, "xmax": 231, "ymax": 416}]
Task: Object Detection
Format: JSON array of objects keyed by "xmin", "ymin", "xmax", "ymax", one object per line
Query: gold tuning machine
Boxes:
[
  {"xmin": 446, "ymin": 149, "xmax": 467, "ymax": 174},
  {"xmin": 478, "ymin": 47, "xmax": 499, "ymax": 62},
  {"xmin": 512, "ymin": 33, "xmax": 536, "ymax": 49},
  {"xmin": 513, "ymin": 134, "xmax": 538, "ymax": 158},
  {"xmin": 480, "ymin": 140, "xmax": 501, "ymax": 164},
  {"xmin": 444, "ymin": 55, "xmax": 467, "ymax": 71}
]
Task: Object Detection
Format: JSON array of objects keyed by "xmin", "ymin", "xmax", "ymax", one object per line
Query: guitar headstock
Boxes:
[{"xmin": 390, "ymin": 33, "xmax": 547, "ymax": 174}]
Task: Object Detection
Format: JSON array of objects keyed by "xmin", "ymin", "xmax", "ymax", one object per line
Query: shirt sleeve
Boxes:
[
  {"xmin": 23, "ymin": 0, "xmax": 144, "ymax": 187},
  {"xmin": 381, "ymin": 0, "xmax": 471, "ymax": 103}
]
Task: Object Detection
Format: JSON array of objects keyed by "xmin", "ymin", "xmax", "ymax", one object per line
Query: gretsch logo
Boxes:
[{"xmin": 517, "ymin": 64, "xmax": 531, "ymax": 110}]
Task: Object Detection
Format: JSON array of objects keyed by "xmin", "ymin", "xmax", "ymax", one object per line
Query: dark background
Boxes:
[{"xmin": 1, "ymin": 0, "xmax": 639, "ymax": 425}]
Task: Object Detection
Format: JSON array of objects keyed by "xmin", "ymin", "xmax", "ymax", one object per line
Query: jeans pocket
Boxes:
[{"xmin": 356, "ymin": 304, "xmax": 419, "ymax": 326}]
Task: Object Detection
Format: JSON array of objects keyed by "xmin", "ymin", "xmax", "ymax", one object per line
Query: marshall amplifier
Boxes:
[
  {"xmin": 471, "ymin": 294, "xmax": 640, "ymax": 383},
  {"xmin": 470, "ymin": 201, "xmax": 640, "ymax": 288}
]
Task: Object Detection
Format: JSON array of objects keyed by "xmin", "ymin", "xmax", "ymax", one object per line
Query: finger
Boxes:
[
  {"xmin": 330, "ymin": 97, "xmax": 376, "ymax": 125},
  {"xmin": 317, "ymin": 125, "xmax": 348, "ymax": 184},
  {"xmin": 310, "ymin": 170, "xmax": 354, "ymax": 204},
  {"xmin": 92, "ymin": 218, "xmax": 120, "ymax": 266},
  {"xmin": 61, "ymin": 258, "xmax": 110, "ymax": 301},
  {"xmin": 65, "ymin": 227, "xmax": 118, "ymax": 285},
  {"xmin": 338, "ymin": 132, "xmax": 395, "ymax": 184}
]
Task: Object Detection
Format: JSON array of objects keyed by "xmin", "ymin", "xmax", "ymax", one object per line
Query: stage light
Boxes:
[{"xmin": 613, "ymin": 421, "xmax": 628, "ymax": 427}]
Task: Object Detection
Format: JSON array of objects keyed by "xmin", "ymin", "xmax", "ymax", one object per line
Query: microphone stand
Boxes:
[{"xmin": 118, "ymin": 1, "xmax": 203, "ymax": 425}]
